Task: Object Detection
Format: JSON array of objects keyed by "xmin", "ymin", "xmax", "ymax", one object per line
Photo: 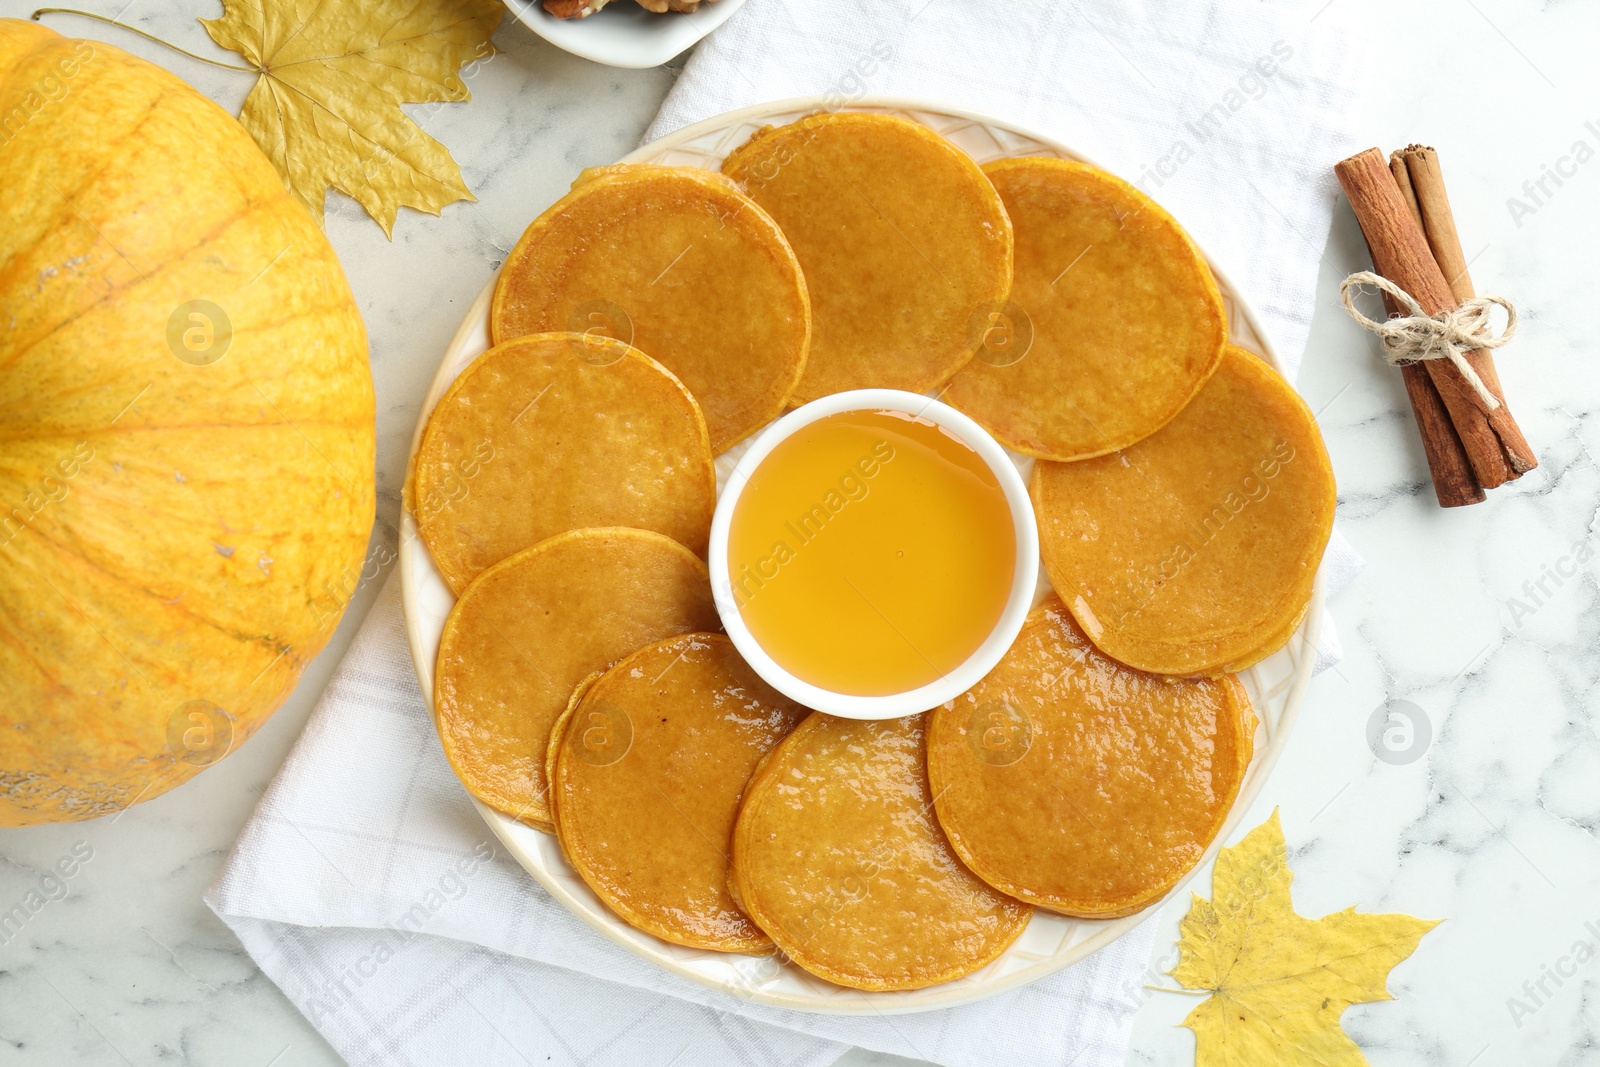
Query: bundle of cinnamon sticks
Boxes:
[{"xmin": 1334, "ymin": 145, "xmax": 1535, "ymax": 507}]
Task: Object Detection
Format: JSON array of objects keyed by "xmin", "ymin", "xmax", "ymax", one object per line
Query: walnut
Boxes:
[
  {"xmin": 543, "ymin": 0, "xmax": 715, "ymax": 17},
  {"xmin": 542, "ymin": 0, "xmax": 611, "ymax": 16}
]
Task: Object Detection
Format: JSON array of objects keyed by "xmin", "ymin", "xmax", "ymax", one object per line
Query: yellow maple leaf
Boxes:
[
  {"xmin": 1170, "ymin": 811, "xmax": 1439, "ymax": 1067},
  {"xmin": 200, "ymin": 0, "xmax": 503, "ymax": 237}
]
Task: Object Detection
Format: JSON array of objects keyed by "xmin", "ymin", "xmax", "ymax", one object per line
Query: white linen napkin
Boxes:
[{"xmin": 208, "ymin": 2, "xmax": 1369, "ymax": 1064}]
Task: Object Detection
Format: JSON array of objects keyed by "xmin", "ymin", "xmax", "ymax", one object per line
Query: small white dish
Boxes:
[
  {"xmin": 503, "ymin": 0, "xmax": 747, "ymax": 69},
  {"xmin": 707, "ymin": 389, "xmax": 1038, "ymax": 720}
]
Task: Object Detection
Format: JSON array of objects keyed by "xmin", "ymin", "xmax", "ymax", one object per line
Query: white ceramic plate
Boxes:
[
  {"xmin": 399, "ymin": 97, "xmax": 1326, "ymax": 1015},
  {"xmin": 502, "ymin": 0, "xmax": 745, "ymax": 68}
]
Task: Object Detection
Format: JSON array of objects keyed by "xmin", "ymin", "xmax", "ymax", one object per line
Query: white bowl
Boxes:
[
  {"xmin": 504, "ymin": 0, "xmax": 747, "ymax": 68},
  {"xmin": 707, "ymin": 389, "xmax": 1039, "ymax": 719}
]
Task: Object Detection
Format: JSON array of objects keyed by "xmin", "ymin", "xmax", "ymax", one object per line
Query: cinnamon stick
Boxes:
[
  {"xmin": 1335, "ymin": 148, "xmax": 1527, "ymax": 488},
  {"xmin": 1383, "ymin": 153, "xmax": 1484, "ymax": 507},
  {"xmin": 1389, "ymin": 152, "xmax": 1423, "ymax": 229},
  {"xmin": 1397, "ymin": 146, "xmax": 1474, "ymax": 301},
  {"xmin": 1397, "ymin": 145, "xmax": 1520, "ymax": 429}
]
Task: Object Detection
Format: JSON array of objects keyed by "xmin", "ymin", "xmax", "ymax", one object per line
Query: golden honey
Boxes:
[{"xmin": 727, "ymin": 409, "xmax": 1015, "ymax": 696}]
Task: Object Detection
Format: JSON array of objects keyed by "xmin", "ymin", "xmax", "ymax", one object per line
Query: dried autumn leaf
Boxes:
[
  {"xmin": 201, "ymin": 0, "xmax": 503, "ymax": 237},
  {"xmin": 1171, "ymin": 811, "xmax": 1439, "ymax": 1067}
]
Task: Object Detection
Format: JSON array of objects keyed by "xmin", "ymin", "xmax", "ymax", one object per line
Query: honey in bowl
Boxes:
[{"xmin": 726, "ymin": 408, "xmax": 1016, "ymax": 697}]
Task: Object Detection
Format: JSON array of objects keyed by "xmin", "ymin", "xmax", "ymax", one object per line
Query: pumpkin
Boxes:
[{"xmin": 0, "ymin": 20, "xmax": 375, "ymax": 825}]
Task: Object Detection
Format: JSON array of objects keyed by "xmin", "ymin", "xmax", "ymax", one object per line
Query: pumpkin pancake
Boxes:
[
  {"xmin": 549, "ymin": 634, "xmax": 806, "ymax": 953},
  {"xmin": 731, "ymin": 713, "xmax": 1031, "ymax": 990},
  {"xmin": 941, "ymin": 157, "xmax": 1226, "ymax": 460},
  {"xmin": 721, "ymin": 112, "xmax": 1012, "ymax": 401},
  {"xmin": 1032, "ymin": 345, "xmax": 1335, "ymax": 676},
  {"xmin": 412, "ymin": 333, "xmax": 715, "ymax": 595},
  {"xmin": 927, "ymin": 596, "xmax": 1256, "ymax": 918},
  {"xmin": 433, "ymin": 528, "xmax": 719, "ymax": 830},
  {"xmin": 490, "ymin": 165, "xmax": 809, "ymax": 452}
]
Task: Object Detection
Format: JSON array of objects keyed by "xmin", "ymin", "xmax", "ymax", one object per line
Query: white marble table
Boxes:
[{"xmin": 1, "ymin": 2, "xmax": 1596, "ymax": 1065}]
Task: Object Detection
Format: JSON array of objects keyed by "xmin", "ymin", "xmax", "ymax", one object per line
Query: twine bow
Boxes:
[{"xmin": 1338, "ymin": 271, "xmax": 1516, "ymax": 411}]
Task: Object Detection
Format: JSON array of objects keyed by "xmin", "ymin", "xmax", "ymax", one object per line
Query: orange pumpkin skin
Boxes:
[{"xmin": 0, "ymin": 21, "xmax": 376, "ymax": 825}]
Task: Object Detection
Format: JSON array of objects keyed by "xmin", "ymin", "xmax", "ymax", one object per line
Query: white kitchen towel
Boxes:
[{"xmin": 208, "ymin": 3, "xmax": 1370, "ymax": 1065}]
